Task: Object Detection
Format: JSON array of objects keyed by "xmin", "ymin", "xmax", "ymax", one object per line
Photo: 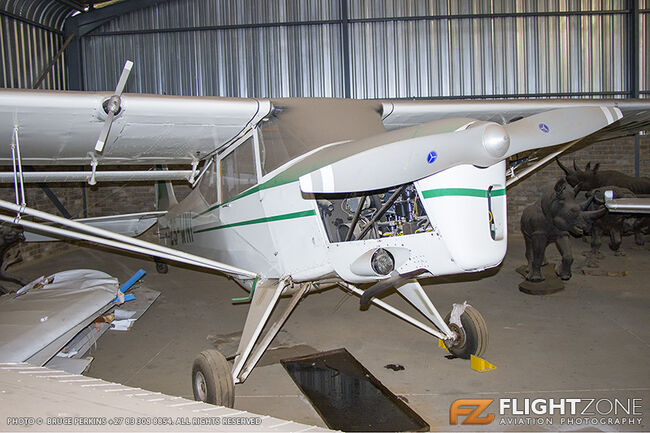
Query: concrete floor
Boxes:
[{"xmin": 10, "ymin": 234, "xmax": 650, "ymax": 432}]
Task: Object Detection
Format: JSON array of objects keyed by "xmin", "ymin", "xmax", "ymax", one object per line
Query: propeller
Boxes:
[
  {"xmin": 298, "ymin": 106, "xmax": 623, "ymax": 194},
  {"xmin": 94, "ymin": 60, "xmax": 134, "ymax": 153}
]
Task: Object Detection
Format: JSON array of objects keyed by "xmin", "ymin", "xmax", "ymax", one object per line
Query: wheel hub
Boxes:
[
  {"xmin": 194, "ymin": 371, "xmax": 207, "ymax": 401},
  {"xmin": 445, "ymin": 323, "xmax": 466, "ymax": 350}
]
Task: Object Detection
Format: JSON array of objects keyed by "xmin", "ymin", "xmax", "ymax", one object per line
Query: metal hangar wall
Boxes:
[{"xmin": 66, "ymin": 0, "xmax": 649, "ymax": 101}]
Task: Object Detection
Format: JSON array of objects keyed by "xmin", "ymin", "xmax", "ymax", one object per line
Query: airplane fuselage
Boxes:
[{"xmin": 159, "ymin": 152, "xmax": 508, "ymax": 286}]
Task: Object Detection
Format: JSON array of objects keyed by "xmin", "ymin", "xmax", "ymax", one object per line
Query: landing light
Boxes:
[{"xmin": 371, "ymin": 248, "xmax": 395, "ymax": 275}]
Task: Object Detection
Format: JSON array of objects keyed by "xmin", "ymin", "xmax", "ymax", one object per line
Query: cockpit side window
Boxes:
[
  {"xmin": 256, "ymin": 99, "xmax": 387, "ymax": 177},
  {"xmin": 258, "ymin": 116, "xmax": 311, "ymax": 176},
  {"xmin": 197, "ymin": 158, "xmax": 217, "ymax": 205},
  {"xmin": 220, "ymin": 137, "xmax": 257, "ymax": 203},
  {"xmin": 259, "ymin": 119, "xmax": 290, "ymax": 176}
]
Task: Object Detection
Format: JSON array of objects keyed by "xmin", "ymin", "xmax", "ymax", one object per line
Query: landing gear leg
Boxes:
[
  {"xmin": 231, "ymin": 278, "xmax": 308, "ymax": 383},
  {"xmin": 339, "ymin": 280, "xmax": 489, "ymax": 358},
  {"xmin": 191, "ymin": 278, "xmax": 309, "ymax": 406}
]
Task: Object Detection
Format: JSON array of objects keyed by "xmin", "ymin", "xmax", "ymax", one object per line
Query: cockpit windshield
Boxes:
[{"xmin": 258, "ymin": 98, "xmax": 387, "ymax": 177}]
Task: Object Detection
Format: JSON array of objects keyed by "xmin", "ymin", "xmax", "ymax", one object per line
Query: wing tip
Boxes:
[
  {"xmin": 613, "ymin": 107, "xmax": 623, "ymax": 121},
  {"xmin": 599, "ymin": 106, "xmax": 623, "ymax": 125}
]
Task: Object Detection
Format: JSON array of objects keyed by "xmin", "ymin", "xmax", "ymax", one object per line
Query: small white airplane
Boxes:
[{"xmin": 0, "ymin": 62, "xmax": 649, "ymax": 406}]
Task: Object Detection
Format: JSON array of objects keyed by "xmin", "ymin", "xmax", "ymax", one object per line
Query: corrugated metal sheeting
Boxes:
[
  {"xmin": 81, "ymin": 0, "xmax": 345, "ymax": 96},
  {"xmin": 83, "ymin": 23, "xmax": 345, "ymax": 96},
  {"xmin": 0, "ymin": 0, "xmax": 74, "ymax": 89},
  {"xmin": 94, "ymin": 0, "xmax": 341, "ymax": 28},
  {"xmin": 80, "ymin": 0, "xmax": 646, "ymax": 99},
  {"xmin": 1, "ymin": 0, "xmax": 647, "ymax": 98},
  {"xmin": 348, "ymin": 0, "xmax": 629, "ymax": 98}
]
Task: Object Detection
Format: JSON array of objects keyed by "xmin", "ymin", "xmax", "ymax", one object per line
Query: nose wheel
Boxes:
[
  {"xmin": 444, "ymin": 305, "xmax": 488, "ymax": 359},
  {"xmin": 192, "ymin": 350, "xmax": 234, "ymax": 407}
]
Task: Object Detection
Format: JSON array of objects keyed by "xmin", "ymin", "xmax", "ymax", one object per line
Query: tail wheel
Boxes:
[
  {"xmin": 444, "ymin": 305, "xmax": 488, "ymax": 359},
  {"xmin": 192, "ymin": 350, "xmax": 234, "ymax": 407},
  {"xmin": 155, "ymin": 261, "xmax": 168, "ymax": 274}
]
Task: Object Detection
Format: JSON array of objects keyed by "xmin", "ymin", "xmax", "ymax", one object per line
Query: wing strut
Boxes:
[
  {"xmin": 0, "ymin": 199, "xmax": 256, "ymax": 279},
  {"xmin": 10, "ymin": 127, "xmax": 26, "ymax": 209}
]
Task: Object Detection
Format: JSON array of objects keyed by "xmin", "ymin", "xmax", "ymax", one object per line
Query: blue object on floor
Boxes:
[{"xmin": 112, "ymin": 269, "xmax": 146, "ymax": 303}]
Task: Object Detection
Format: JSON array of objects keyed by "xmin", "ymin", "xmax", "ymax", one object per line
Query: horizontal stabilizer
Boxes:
[
  {"xmin": 299, "ymin": 106, "xmax": 622, "ymax": 194},
  {"xmin": 24, "ymin": 211, "xmax": 166, "ymax": 242},
  {"xmin": 0, "ymin": 199, "xmax": 257, "ymax": 279}
]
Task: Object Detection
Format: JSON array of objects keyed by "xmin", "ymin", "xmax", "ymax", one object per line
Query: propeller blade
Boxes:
[
  {"xmin": 299, "ymin": 119, "xmax": 505, "ymax": 194},
  {"xmin": 94, "ymin": 110, "xmax": 114, "ymax": 153},
  {"xmin": 299, "ymin": 106, "xmax": 623, "ymax": 194},
  {"xmin": 114, "ymin": 60, "xmax": 134, "ymax": 95},
  {"xmin": 503, "ymin": 106, "xmax": 622, "ymax": 158},
  {"xmin": 94, "ymin": 60, "xmax": 133, "ymax": 154}
]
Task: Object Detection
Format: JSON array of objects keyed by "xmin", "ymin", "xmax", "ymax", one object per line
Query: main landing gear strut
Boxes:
[
  {"xmin": 191, "ymin": 277, "xmax": 487, "ymax": 407},
  {"xmin": 191, "ymin": 278, "xmax": 306, "ymax": 407},
  {"xmin": 339, "ymin": 279, "xmax": 488, "ymax": 359}
]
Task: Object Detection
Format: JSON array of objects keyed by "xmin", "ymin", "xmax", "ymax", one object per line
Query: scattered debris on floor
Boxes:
[
  {"xmin": 0, "ymin": 268, "xmax": 159, "ymax": 375},
  {"xmin": 581, "ymin": 269, "xmax": 628, "ymax": 277},
  {"xmin": 384, "ymin": 363, "xmax": 405, "ymax": 371},
  {"xmin": 52, "ymin": 285, "xmax": 159, "ymax": 371},
  {"xmin": 108, "ymin": 285, "xmax": 160, "ymax": 331}
]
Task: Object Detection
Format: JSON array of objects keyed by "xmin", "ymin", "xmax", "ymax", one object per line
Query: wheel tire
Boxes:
[
  {"xmin": 444, "ymin": 305, "xmax": 488, "ymax": 359},
  {"xmin": 155, "ymin": 261, "xmax": 168, "ymax": 274},
  {"xmin": 192, "ymin": 350, "xmax": 234, "ymax": 407}
]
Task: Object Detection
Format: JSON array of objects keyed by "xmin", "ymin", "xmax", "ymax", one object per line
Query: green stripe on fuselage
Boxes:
[
  {"xmin": 194, "ymin": 177, "xmax": 299, "ymax": 219},
  {"xmin": 421, "ymin": 188, "xmax": 506, "ymax": 199},
  {"xmin": 193, "ymin": 209, "xmax": 316, "ymax": 233},
  {"xmin": 196, "ymin": 186, "xmax": 506, "ymax": 221}
]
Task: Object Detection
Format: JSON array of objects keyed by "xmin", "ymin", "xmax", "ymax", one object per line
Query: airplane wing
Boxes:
[
  {"xmin": 381, "ymin": 99, "xmax": 650, "ymax": 188},
  {"xmin": 381, "ymin": 99, "xmax": 650, "ymax": 138},
  {"xmin": 2, "ymin": 90, "xmax": 648, "ymax": 170},
  {"xmin": 0, "ymin": 89, "xmax": 272, "ymax": 166}
]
